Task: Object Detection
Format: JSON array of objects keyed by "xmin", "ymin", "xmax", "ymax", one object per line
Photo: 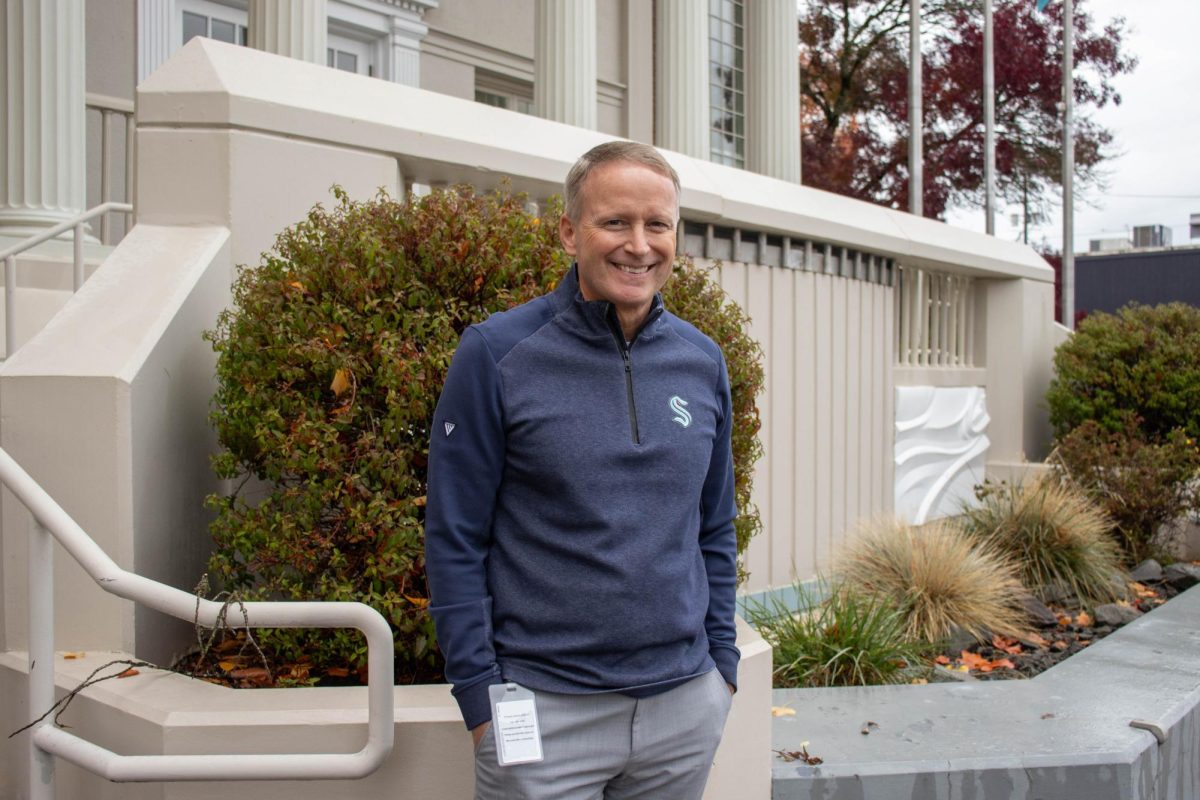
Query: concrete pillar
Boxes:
[
  {"xmin": 746, "ymin": 0, "xmax": 801, "ymax": 183},
  {"xmin": 534, "ymin": 0, "xmax": 596, "ymax": 129},
  {"xmin": 0, "ymin": 0, "xmax": 87, "ymax": 237},
  {"xmin": 248, "ymin": 0, "xmax": 327, "ymax": 65},
  {"xmin": 390, "ymin": 12, "xmax": 428, "ymax": 87},
  {"xmin": 137, "ymin": 0, "xmax": 172, "ymax": 84},
  {"xmin": 654, "ymin": 0, "xmax": 709, "ymax": 159}
]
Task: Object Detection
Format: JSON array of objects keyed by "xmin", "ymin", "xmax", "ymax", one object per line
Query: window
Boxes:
[
  {"xmin": 327, "ymin": 49, "xmax": 359, "ymax": 73},
  {"xmin": 474, "ymin": 73, "xmax": 534, "ymax": 116},
  {"xmin": 708, "ymin": 0, "xmax": 745, "ymax": 168},
  {"xmin": 181, "ymin": 7, "xmax": 247, "ymax": 47}
]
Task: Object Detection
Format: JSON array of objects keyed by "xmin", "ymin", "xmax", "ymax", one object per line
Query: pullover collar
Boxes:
[{"xmin": 551, "ymin": 264, "xmax": 665, "ymax": 345}]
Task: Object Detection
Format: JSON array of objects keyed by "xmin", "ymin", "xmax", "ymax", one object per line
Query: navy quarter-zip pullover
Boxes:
[{"xmin": 425, "ymin": 265, "xmax": 740, "ymax": 730}]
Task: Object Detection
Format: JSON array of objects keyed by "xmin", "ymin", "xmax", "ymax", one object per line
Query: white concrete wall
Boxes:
[
  {"xmin": 0, "ymin": 225, "xmax": 232, "ymax": 663},
  {"xmin": 719, "ymin": 261, "xmax": 895, "ymax": 594}
]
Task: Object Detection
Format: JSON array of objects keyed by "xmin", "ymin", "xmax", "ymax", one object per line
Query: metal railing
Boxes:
[
  {"xmin": 0, "ymin": 203, "xmax": 132, "ymax": 359},
  {"xmin": 85, "ymin": 92, "xmax": 135, "ymax": 245},
  {"xmin": 2, "ymin": 446, "xmax": 395, "ymax": 797}
]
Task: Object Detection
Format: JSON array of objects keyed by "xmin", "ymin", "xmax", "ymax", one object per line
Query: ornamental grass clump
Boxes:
[
  {"xmin": 746, "ymin": 584, "xmax": 932, "ymax": 688},
  {"xmin": 961, "ymin": 475, "xmax": 1127, "ymax": 606},
  {"xmin": 204, "ymin": 186, "xmax": 764, "ymax": 682},
  {"xmin": 835, "ymin": 517, "xmax": 1029, "ymax": 644}
]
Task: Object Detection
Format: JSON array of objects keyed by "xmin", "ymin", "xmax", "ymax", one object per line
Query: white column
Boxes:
[
  {"xmin": 0, "ymin": 0, "xmax": 87, "ymax": 236},
  {"xmin": 390, "ymin": 13, "xmax": 428, "ymax": 87},
  {"xmin": 746, "ymin": 0, "xmax": 800, "ymax": 183},
  {"xmin": 655, "ymin": 0, "xmax": 708, "ymax": 159},
  {"xmin": 535, "ymin": 0, "xmax": 597, "ymax": 129},
  {"xmin": 248, "ymin": 0, "xmax": 327, "ymax": 65},
  {"xmin": 137, "ymin": 0, "xmax": 172, "ymax": 84}
]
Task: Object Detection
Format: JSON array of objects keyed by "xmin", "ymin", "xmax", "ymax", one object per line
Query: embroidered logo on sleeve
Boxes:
[
  {"xmin": 669, "ymin": 396, "xmax": 692, "ymax": 428},
  {"xmin": 444, "ymin": 421, "xmax": 457, "ymax": 437}
]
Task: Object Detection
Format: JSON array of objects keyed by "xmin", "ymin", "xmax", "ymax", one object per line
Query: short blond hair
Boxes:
[{"xmin": 563, "ymin": 141, "xmax": 681, "ymax": 223}]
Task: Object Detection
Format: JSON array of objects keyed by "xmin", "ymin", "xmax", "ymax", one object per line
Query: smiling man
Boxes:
[{"xmin": 425, "ymin": 141, "xmax": 739, "ymax": 800}]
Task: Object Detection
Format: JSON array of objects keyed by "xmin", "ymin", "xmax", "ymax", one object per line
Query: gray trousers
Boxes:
[{"xmin": 474, "ymin": 668, "xmax": 732, "ymax": 800}]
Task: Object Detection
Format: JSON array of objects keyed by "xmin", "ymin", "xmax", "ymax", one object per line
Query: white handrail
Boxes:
[
  {"xmin": 1, "ymin": 202, "xmax": 133, "ymax": 359},
  {"xmin": 2, "ymin": 446, "xmax": 395, "ymax": 792}
]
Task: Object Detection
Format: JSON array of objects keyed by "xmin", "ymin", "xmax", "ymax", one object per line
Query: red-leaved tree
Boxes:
[{"xmin": 800, "ymin": 0, "xmax": 1136, "ymax": 221}]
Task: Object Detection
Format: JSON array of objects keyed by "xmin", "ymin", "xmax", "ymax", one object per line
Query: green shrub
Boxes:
[
  {"xmin": 1047, "ymin": 303, "xmax": 1200, "ymax": 442},
  {"xmin": 1051, "ymin": 419, "xmax": 1200, "ymax": 564},
  {"xmin": 746, "ymin": 584, "xmax": 932, "ymax": 688},
  {"xmin": 961, "ymin": 475, "xmax": 1126, "ymax": 606},
  {"xmin": 204, "ymin": 186, "xmax": 764, "ymax": 681},
  {"xmin": 834, "ymin": 518, "xmax": 1030, "ymax": 643},
  {"xmin": 661, "ymin": 264, "xmax": 764, "ymax": 579}
]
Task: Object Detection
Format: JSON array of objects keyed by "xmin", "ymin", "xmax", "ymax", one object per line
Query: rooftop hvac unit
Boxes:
[{"xmin": 1132, "ymin": 225, "xmax": 1172, "ymax": 249}]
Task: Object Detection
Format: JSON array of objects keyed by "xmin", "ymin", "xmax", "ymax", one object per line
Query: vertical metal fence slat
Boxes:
[
  {"xmin": 29, "ymin": 519, "xmax": 55, "ymax": 800},
  {"xmin": 100, "ymin": 111, "xmax": 112, "ymax": 244}
]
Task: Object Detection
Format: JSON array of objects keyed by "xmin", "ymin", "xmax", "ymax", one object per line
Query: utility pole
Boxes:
[
  {"xmin": 984, "ymin": 0, "xmax": 996, "ymax": 235},
  {"xmin": 1062, "ymin": 0, "xmax": 1075, "ymax": 328},
  {"xmin": 909, "ymin": 0, "xmax": 922, "ymax": 216}
]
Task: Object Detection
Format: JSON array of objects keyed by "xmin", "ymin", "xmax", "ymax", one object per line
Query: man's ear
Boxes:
[{"xmin": 559, "ymin": 213, "xmax": 578, "ymax": 256}]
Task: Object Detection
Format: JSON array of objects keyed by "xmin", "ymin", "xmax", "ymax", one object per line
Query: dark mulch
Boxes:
[{"xmin": 935, "ymin": 564, "xmax": 1192, "ymax": 681}]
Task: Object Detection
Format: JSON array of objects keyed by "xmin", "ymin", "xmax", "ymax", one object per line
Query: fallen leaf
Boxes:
[
  {"xmin": 404, "ymin": 594, "xmax": 430, "ymax": 609},
  {"xmin": 774, "ymin": 742, "xmax": 823, "ymax": 765},
  {"xmin": 934, "ymin": 655, "xmax": 951, "ymax": 665},
  {"xmin": 218, "ymin": 660, "xmax": 237, "ymax": 672},
  {"xmin": 991, "ymin": 634, "xmax": 1023, "ymax": 655},
  {"xmin": 771, "ymin": 706, "xmax": 797, "ymax": 717},
  {"xmin": 861, "ymin": 721, "xmax": 879, "ymax": 735},
  {"xmin": 326, "ymin": 666, "xmax": 350, "ymax": 678},
  {"xmin": 117, "ymin": 668, "xmax": 140, "ymax": 678},
  {"xmin": 412, "ymin": 496, "xmax": 427, "ymax": 507},
  {"xmin": 1075, "ymin": 611, "xmax": 1093, "ymax": 627},
  {"xmin": 1056, "ymin": 615, "xmax": 1073, "ymax": 626},
  {"xmin": 62, "ymin": 651, "xmax": 85, "ymax": 660},
  {"xmin": 330, "ymin": 369, "xmax": 351, "ymax": 397},
  {"xmin": 960, "ymin": 651, "xmax": 1016, "ymax": 673},
  {"xmin": 1041, "ymin": 712, "xmax": 1056, "ymax": 720},
  {"xmin": 288, "ymin": 281, "xmax": 306, "ymax": 293},
  {"xmin": 1051, "ymin": 640, "xmax": 1068, "ymax": 651},
  {"xmin": 910, "ymin": 678, "xmax": 928, "ymax": 685}
]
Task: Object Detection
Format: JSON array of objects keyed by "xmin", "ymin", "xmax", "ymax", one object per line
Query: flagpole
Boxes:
[
  {"xmin": 984, "ymin": 0, "xmax": 995, "ymax": 235},
  {"xmin": 1063, "ymin": 0, "xmax": 1074, "ymax": 328},
  {"xmin": 909, "ymin": 0, "xmax": 922, "ymax": 216}
]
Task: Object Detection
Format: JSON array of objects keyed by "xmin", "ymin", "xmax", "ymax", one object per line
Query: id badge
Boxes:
[{"xmin": 487, "ymin": 682, "xmax": 544, "ymax": 766}]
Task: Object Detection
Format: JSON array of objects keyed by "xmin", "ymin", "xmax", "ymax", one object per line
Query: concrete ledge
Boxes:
[
  {"xmin": 1, "ymin": 617, "xmax": 771, "ymax": 800},
  {"xmin": 772, "ymin": 584, "xmax": 1200, "ymax": 799}
]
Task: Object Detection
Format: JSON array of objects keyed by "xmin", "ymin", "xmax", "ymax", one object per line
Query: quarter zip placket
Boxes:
[
  {"xmin": 606, "ymin": 303, "xmax": 663, "ymax": 445},
  {"xmin": 619, "ymin": 341, "xmax": 641, "ymax": 444}
]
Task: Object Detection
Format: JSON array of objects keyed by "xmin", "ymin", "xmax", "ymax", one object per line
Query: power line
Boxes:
[{"xmin": 1105, "ymin": 193, "xmax": 1200, "ymax": 200}]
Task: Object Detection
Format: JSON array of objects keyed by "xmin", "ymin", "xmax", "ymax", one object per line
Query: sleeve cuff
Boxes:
[
  {"xmin": 710, "ymin": 644, "xmax": 741, "ymax": 692},
  {"xmin": 453, "ymin": 674, "xmax": 505, "ymax": 730}
]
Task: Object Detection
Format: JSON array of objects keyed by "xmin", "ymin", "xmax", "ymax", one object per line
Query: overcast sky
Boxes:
[{"xmin": 943, "ymin": 0, "xmax": 1200, "ymax": 252}]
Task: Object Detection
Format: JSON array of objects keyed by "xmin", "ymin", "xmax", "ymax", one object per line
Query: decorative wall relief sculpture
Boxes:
[{"xmin": 894, "ymin": 386, "xmax": 990, "ymax": 524}]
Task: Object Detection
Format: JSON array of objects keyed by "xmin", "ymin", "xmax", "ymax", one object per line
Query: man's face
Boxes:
[{"xmin": 559, "ymin": 160, "xmax": 678, "ymax": 336}]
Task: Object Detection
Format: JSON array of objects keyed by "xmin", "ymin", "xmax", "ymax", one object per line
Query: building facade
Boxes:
[{"xmin": 1, "ymin": 0, "xmax": 802, "ymax": 244}]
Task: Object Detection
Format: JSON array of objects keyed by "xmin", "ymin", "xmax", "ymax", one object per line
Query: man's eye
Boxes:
[{"xmin": 605, "ymin": 220, "xmax": 625, "ymax": 227}]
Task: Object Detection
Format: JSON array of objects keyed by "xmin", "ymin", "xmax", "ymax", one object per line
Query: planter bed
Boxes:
[{"xmin": 771, "ymin": 583, "xmax": 1200, "ymax": 799}]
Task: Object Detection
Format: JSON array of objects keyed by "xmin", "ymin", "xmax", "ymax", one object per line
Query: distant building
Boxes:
[{"xmin": 1076, "ymin": 244, "xmax": 1200, "ymax": 316}]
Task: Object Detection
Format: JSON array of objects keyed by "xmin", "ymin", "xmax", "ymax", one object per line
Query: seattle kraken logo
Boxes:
[{"xmin": 669, "ymin": 396, "xmax": 692, "ymax": 428}]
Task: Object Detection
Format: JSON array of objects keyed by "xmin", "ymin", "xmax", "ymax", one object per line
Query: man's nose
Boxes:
[{"xmin": 625, "ymin": 225, "xmax": 651, "ymax": 255}]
